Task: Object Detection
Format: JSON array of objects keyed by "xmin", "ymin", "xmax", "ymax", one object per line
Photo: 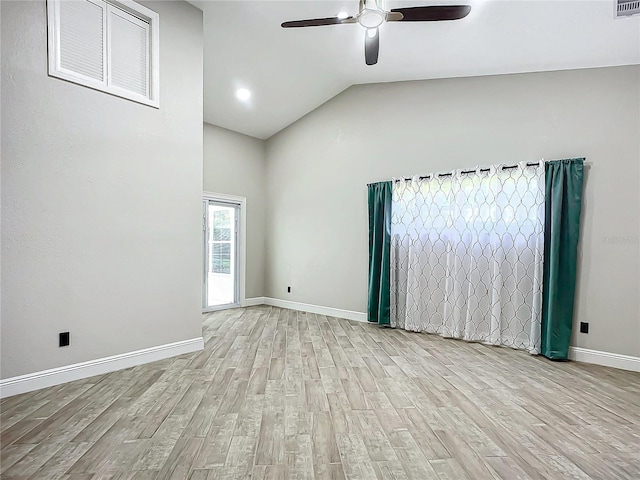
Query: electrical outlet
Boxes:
[
  {"xmin": 287, "ymin": 286, "xmax": 291, "ymax": 293},
  {"xmin": 59, "ymin": 332, "xmax": 70, "ymax": 347},
  {"xmin": 579, "ymin": 322, "xmax": 589, "ymax": 334}
]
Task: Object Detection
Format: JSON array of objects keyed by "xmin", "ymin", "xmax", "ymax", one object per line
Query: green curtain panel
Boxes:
[
  {"xmin": 367, "ymin": 181, "xmax": 392, "ymax": 326},
  {"xmin": 541, "ymin": 158, "xmax": 585, "ymax": 360}
]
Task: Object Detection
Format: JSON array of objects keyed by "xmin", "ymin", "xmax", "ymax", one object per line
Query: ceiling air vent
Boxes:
[{"xmin": 616, "ymin": 0, "xmax": 640, "ymax": 17}]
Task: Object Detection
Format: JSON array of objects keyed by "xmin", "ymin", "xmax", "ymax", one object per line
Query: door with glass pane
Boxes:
[{"xmin": 203, "ymin": 199, "xmax": 239, "ymax": 309}]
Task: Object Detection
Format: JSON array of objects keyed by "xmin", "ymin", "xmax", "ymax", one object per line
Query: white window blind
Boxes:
[
  {"xmin": 59, "ymin": 0, "xmax": 105, "ymax": 81},
  {"xmin": 108, "ymin": 7, "xmax": 149, "ymax": 97},
  {"xmin": 48, "ymin": 0, "xmax": 159, "ymax": 107}
]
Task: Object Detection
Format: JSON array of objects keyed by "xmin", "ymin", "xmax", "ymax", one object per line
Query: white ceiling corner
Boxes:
[{"xmin": 193, "ymin": 0, "xmax": 640, "ymax": 139}]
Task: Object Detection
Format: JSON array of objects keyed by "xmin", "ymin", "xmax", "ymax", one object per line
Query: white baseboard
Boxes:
[
  {"xmin": 241, "ymin": 297, "xmax": 266, "ymax": 307},
  {"xmin": 569, "ymin": 346, "xmax": 640, "ymax": 373},
  {"xmin": 0, "ymin": 337, "xmax": 204, "ymax": 399},
  {"xmin": 240, "ymin": 302, "xmax": 640, "ymax": 373},
  {"xmin": 262, "ymin": 297, "xmax": 367, "ymax": 323}
]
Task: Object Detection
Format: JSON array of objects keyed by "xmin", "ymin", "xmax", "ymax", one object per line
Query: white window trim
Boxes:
[
  {"xmin": 202, "ymin": 192, "xmax": 247, "ymax": 313},
  {"xmin": 47, "ymin": 0, "xmax": 160, "ymax": 108}
]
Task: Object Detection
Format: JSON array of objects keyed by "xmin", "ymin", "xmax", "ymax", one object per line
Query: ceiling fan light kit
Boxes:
[
  {"xmin": 358, "ymin": 8, "xmax": 386, "ymax": 28},
  {"xmin": 281, "ymin": 1, "xmax": 471, "ymax": 66}
]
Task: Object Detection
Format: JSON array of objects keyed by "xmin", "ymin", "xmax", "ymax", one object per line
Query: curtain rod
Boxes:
[
  {"xmin": 399, "ymin": 162, "xmax": 537, "ymax": 181},
  {"xmin": 392, "ymin": 158, "xmax": 590, "ymax": 182}
]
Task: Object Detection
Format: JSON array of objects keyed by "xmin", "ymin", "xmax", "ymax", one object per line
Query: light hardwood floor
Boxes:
[{"xmin": 2, "ymin": 306, "xmax": 640, "ymax": 479}]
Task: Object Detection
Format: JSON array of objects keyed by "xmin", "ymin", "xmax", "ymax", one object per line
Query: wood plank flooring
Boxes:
[{"xmin": 2, "ymin": 306, "xmax": 640, "ymax": 479}]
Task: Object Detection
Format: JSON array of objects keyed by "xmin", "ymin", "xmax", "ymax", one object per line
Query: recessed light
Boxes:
[
  {"xmin": 236, "ymin": 88, "xmax": 251, "ymax": 101},
  {"xmin": 337, "ymin": 11, "xmax": 349, "ymax": 19}
]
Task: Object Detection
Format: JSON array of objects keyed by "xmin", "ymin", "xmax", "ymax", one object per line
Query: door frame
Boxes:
[{"xmin": 202, "ymin": 192, "xmax": 246, "ymax": 312}]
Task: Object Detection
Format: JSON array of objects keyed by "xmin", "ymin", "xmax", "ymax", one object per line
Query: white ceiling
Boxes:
[{"xmin": 191, "ymin": 0, "xmax": 640, "ymax": 139}]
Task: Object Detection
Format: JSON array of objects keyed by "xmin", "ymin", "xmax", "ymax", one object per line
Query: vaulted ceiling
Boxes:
[{"xmin": 191, "ymin": 0, "xmax": 640, "ymax": 139}]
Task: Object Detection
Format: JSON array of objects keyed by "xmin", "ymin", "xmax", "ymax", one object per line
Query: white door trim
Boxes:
[{"xmin": 202, "ymin": 192, "xmax": 246, "ymax": 312}]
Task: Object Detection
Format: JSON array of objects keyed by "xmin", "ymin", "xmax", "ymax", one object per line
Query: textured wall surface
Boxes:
[
  {"xmin": 203, "ymin": 124, "xmax": 266, "ymax": 299},
  {"xmin": 265, "ymin": 66, "xmax": 640, "ymax": 357},
  {"xmin": 1, "ymin": 0, "xmax": 204, "ymax": 378}
]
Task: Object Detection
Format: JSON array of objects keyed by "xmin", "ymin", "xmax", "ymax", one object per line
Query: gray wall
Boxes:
[
  {"xmin": 265, "ymin": 65, "xmax": 640, "ymax": 357},
  {"xmin": 203, "ymin": 123, "xmax": 265, "ymax": 299},
  {"xmin": 1, "ymin": 0, "xmax": 204, "ymax": 379}
]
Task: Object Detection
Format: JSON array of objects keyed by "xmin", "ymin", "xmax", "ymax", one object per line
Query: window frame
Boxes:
[{"xmin": 47, "ymin": 0, "xmax": 160, "ymax": 108}]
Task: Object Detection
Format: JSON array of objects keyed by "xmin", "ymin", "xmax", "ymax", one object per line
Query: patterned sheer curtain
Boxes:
[{"xmin": 390, "ymin": 161, "xmax": 545, "ymax": 353}]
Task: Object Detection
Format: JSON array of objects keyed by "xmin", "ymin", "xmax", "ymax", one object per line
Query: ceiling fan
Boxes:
[{"xmin": 281, "ymin": 0, "xmax": 471, "ymax": 66}]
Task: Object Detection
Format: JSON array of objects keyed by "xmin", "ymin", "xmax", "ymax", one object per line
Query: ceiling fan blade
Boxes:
[
  {"xmin": 281, "ymin": 16, "xmax": 355, "ymax": 28},
  {"xmin": 364, "ymin": 27, "xmax": 379, "ymax": 66},
  {"xmin": 389, "ymin": 5, "xmax": 471, "ymax": 22},
  {"xmin": 386, "ymin": 11, "xmax": 404, "ymax": 22}
]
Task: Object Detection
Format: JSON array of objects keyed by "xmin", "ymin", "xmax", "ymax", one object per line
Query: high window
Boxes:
[{"xmin": 47, "ymin": 0, "xmax": 159, "ymax": 107}]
